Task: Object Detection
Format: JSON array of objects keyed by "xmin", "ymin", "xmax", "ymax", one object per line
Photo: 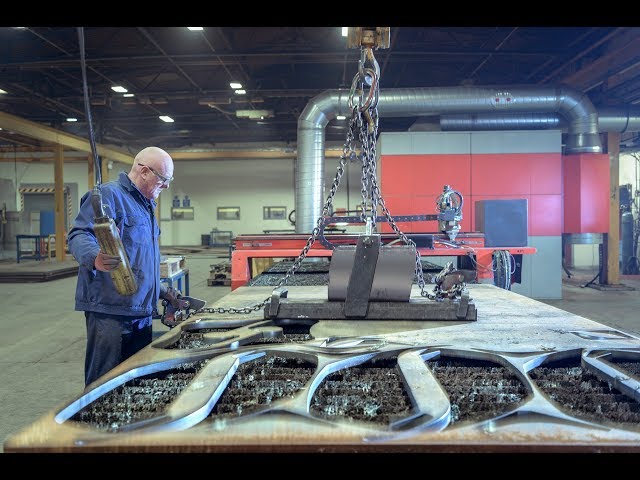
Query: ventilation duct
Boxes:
[
  {"xmin": 295, "ymin": 85, "xmax": 604, "ymax": 233},
  {"xmin": 439, "ymin": 106, "xmax": 640, "ymax": 133}
]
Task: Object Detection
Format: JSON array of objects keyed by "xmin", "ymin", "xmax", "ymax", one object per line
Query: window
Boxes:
[
  {"xmin": 263, "ymin": 206, "xmax": 286, "ymax": 220},
  {"xmin": 217, "ymin": 206, "xmax": 240, "ymax": 220}
]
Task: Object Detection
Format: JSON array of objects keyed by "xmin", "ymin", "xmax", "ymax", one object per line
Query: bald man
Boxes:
[{"xmin": 69, "ymin": 146, "xmax": 180, "ymax": 388}]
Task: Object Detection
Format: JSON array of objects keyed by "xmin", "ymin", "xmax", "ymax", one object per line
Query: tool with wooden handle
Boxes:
[{"xmin": 91, "ymin": 190, "xmax": 137, "ymax": 296}]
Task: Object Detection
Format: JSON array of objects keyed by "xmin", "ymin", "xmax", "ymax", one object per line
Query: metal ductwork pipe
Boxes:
[
  {"xmin": 440, "ymin": 106, "xmax": 640, "ymax": 135},
  {"xmin": 295, "ymin": 85, "xmax": 602, "ymax": 233},
  {"xmin": 440, "ymin": 113, "xmax": 562, "ymax": 131},
  {"xmin": 596, "ymin": 107, "xmax": 640, "ymax": 133}
]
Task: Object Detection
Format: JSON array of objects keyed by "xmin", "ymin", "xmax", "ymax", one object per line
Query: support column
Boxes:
[
  {"xmin": 602, "ymin": 132, "xmax": 620, "ymax": 285},
  {"xmin": 54, "ymin": 144, "xmax": 66, "ymax": 261},
  {"xmin": 101, "ymin": 157, "xmax": 109, "ymax": 182}
]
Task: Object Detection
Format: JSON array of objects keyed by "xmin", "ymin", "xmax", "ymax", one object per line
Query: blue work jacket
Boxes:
[{"xmin": 68, "ymin": 171, "xmax": 161, "ymax": 317}]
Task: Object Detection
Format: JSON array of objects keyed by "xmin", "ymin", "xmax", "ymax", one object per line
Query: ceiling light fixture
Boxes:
[
  {"xmin": 336, "ymin": 115, "xmax": 346, "ymax": 120},
  {"xmin": 111, "ymin": 86, "xmax": 128, "ymax": 93},
  {"xmin": 0, "ymin": 89, "xmax": 7, "ymax": 94},
  {"xmin": 234, "ymin": 89, "xmax": 246, "ymax": 95},
  {"xmin": 187, "ymin": 27, "xmax": 203, "ymax": 31},
  {"xmin": 66, "ymin": 117, "xmax": 78, "ymax": 122},
  {"xmin": 159, "ymin": 115, "xmax": 174, "ymax": 123},
  {"xmin": 229, "ymin": 82, "xmax": 242, "ymax": 89},
  {"xmin": 123, "ymin": 93, "xmax": 135, "ymax": 97},
  {"xmin": 236, "ymin": 109, "xmax": 274, "ymax": 120}
]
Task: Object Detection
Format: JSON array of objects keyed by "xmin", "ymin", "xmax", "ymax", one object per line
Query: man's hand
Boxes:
[
  {"xmin": 95, "ymin": 251, "xmax": 121, "ymax": 272},
  {"xmin": 162, "ymin": 286, "xmax": 185, "ymax": 309},
  {"xmin": 161, "ymin": 287, "xmax": 191, "ymax": 328}
]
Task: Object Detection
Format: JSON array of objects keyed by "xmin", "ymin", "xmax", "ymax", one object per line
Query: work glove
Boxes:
[{"xmin": 95, "ymin": 251, "xmax": 121, "ymax": 272}]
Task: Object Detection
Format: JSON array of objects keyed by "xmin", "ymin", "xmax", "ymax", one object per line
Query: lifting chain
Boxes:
[{"xmin": 203, "ymin": 27, "xmax": 453, "ymax": 315}]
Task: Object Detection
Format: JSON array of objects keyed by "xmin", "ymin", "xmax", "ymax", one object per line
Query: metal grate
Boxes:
[
  {"xmin": 529, "ymin": 357, "xmax": 640, "ymax": 427},
  {"xmin": 209, "ymin": 355, "xmax": 315, "ymax": 418},
  {"xmin": 310, "ymin": 357, "xmax": 413, "ymax": 424},
  {"xmin": 426, "ymin": 356, "xmax": 528, "ymax": 424},
  {"xmin": 165, "ymin": 322, "xmax": 314, "ymax": 350},
  {"xmin": 70, "ymin": 360, "xmax": 208, "ymax": 432}
]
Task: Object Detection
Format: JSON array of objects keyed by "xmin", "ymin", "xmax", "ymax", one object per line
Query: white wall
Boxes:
[{"xmin": 0, "ymin": 155, "xmax": 365, "ymax": 247}]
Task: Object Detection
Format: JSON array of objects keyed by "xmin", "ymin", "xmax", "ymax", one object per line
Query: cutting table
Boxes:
[{"xmin": 5, "ymin": 283, "xmax": 640, "ymax": 453}]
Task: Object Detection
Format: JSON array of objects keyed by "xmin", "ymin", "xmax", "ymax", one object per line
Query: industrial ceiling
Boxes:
[{"xmin": 1, "ymin": 26, "xmax": 639, "ymax": 155}]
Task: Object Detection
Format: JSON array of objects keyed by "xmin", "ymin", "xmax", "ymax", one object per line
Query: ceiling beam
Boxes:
[
  {"xmin": 169, "ymin": 149, "xmax": 343, "ymax": 160},
  {"xmin": 0, "ymin": 111, "xmax": 134, "ymax": 164},
  {"xmin": 0, "ymin": 148, "xmax": 344, "ymax": 162}
]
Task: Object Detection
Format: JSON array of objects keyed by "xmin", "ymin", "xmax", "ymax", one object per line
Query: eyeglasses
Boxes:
[{"xmin": 138, "ymin": 163, "xmax": 173, "ymax": 185}]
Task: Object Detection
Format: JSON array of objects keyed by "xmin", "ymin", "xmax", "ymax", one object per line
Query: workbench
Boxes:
[
  {"xmin": 16, "ymin": 234, "xmax": 53, "ymax": 263},
  {"xmin": 5, "ymin": 283, "xmax": 640, "ymax": 453},
  {"xmin": 160, "ymin": 268, "xmax": 189, "ymax": 296}
]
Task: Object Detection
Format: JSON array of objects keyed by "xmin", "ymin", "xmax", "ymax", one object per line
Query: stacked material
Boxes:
[
  {"xmin": 0, "ymin": 259, "xmax": 78, "ymax": 283},
  {"xmin": 208, "ymin": 260, "xmax": 231, "ymax": 286}
]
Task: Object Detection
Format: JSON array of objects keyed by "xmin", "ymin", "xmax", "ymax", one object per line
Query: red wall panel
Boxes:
[
  {"xmin": 471, "ymin": 154, "xmax": 531, "ymax": 195},
  {"xmin": 380, "ymin": 154, "xmax": 471, "ymax": 233},
  {"xmin": 379, "ymin": 151, "xmax": 599, "ymax": 239},
  {"xmin": 529, "ymin": 153, "xmax": 562, "ymax": 194},
  {"xmin": 529, "ymin": 195, "xmax": 562, "ymax": 236},
  {"xmin": 563, "ymin": 154, "xmax": 610, "ymax": 233},
  {"xmin": 411, "ymin": 154, "xmax": 472, "ymax": 195},
  {"xmin": 380, "ymin": 154, "xmax": 471, "ymax": 196},
  {"xmin": 379, "ymin": 155, "xmax": 419, "ymax": 195}
]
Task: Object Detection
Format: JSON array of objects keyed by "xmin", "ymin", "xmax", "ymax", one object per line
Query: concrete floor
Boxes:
[{"xmin": 1, "ymin": 250, "xmax": 639, "ymax": 453}]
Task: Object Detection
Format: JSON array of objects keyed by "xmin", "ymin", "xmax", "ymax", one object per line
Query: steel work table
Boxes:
[
  {"xmin": 160, "ymin": 268, "xmax": 189, "ymax": 296},
  {"xmin": 16, "ymin": 234, "xmax": 52, "ymax": 263},
  {"xmin": 4, "ymin": 284, "xmax": 640, "ymax": 453}
]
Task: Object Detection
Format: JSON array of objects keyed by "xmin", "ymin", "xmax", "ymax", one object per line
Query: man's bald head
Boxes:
[{"xmin": 129, "ymin": 146, "xmax": 174, "ymax": 200}]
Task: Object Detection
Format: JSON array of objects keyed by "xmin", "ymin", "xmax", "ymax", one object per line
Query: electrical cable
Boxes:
[
  {"xmin": 77, "ymin": 27, "xmax": 101, "ymax": 187},
  {"xmin": 582, "ymin": 243, "xmax": 603, "ymax": 288}
]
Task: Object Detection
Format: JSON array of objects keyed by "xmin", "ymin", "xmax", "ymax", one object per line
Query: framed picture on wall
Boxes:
[
  {"xmin": 217, "ymin": 206, "xmax": 240, "ymax": 220},
  {"xmin": 263, "ymin": 206, "xmax": 286, "ymax": 220}
]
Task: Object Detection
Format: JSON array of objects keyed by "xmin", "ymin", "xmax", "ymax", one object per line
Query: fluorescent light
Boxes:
[
  {"xmin": 0, "ymin": 89, "xmax": 7, "ymax": 94},
  {"xmin": 234, "ymin": 89, "xmax": 246, "ymax": 95},
  {"xmin": 66, "ymin": 117, "xmax": 78, "ymax": 122},
  {"xmin": 111, "ymin": 86, "xmax": 128, "ymax": 93},
  {"xmin": 187, "ymin": 27, "xmax": 203, "ymax": 31},
  {"xmin": 336, "ymin": 115, "xmax": 346, "ymax": 120},
  {"xmin": 229, "ymin": 82, "xmax": 242, "ymax": 89},
  {"xmin": 159, "ymin": 115, "xmax": 174, "ymax": 123},
  {"xmin": 123, "ymin": 93, "xmax": 135, "ymax": 97},
  {"xmin": 341, "ymin": 27, "xmax": 348, "ymax": 37}
]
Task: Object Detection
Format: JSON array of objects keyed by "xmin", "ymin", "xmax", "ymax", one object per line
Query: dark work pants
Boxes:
[{"xmin": 84, "ymin": 311, "xmax": 153, "ymax": 387}]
